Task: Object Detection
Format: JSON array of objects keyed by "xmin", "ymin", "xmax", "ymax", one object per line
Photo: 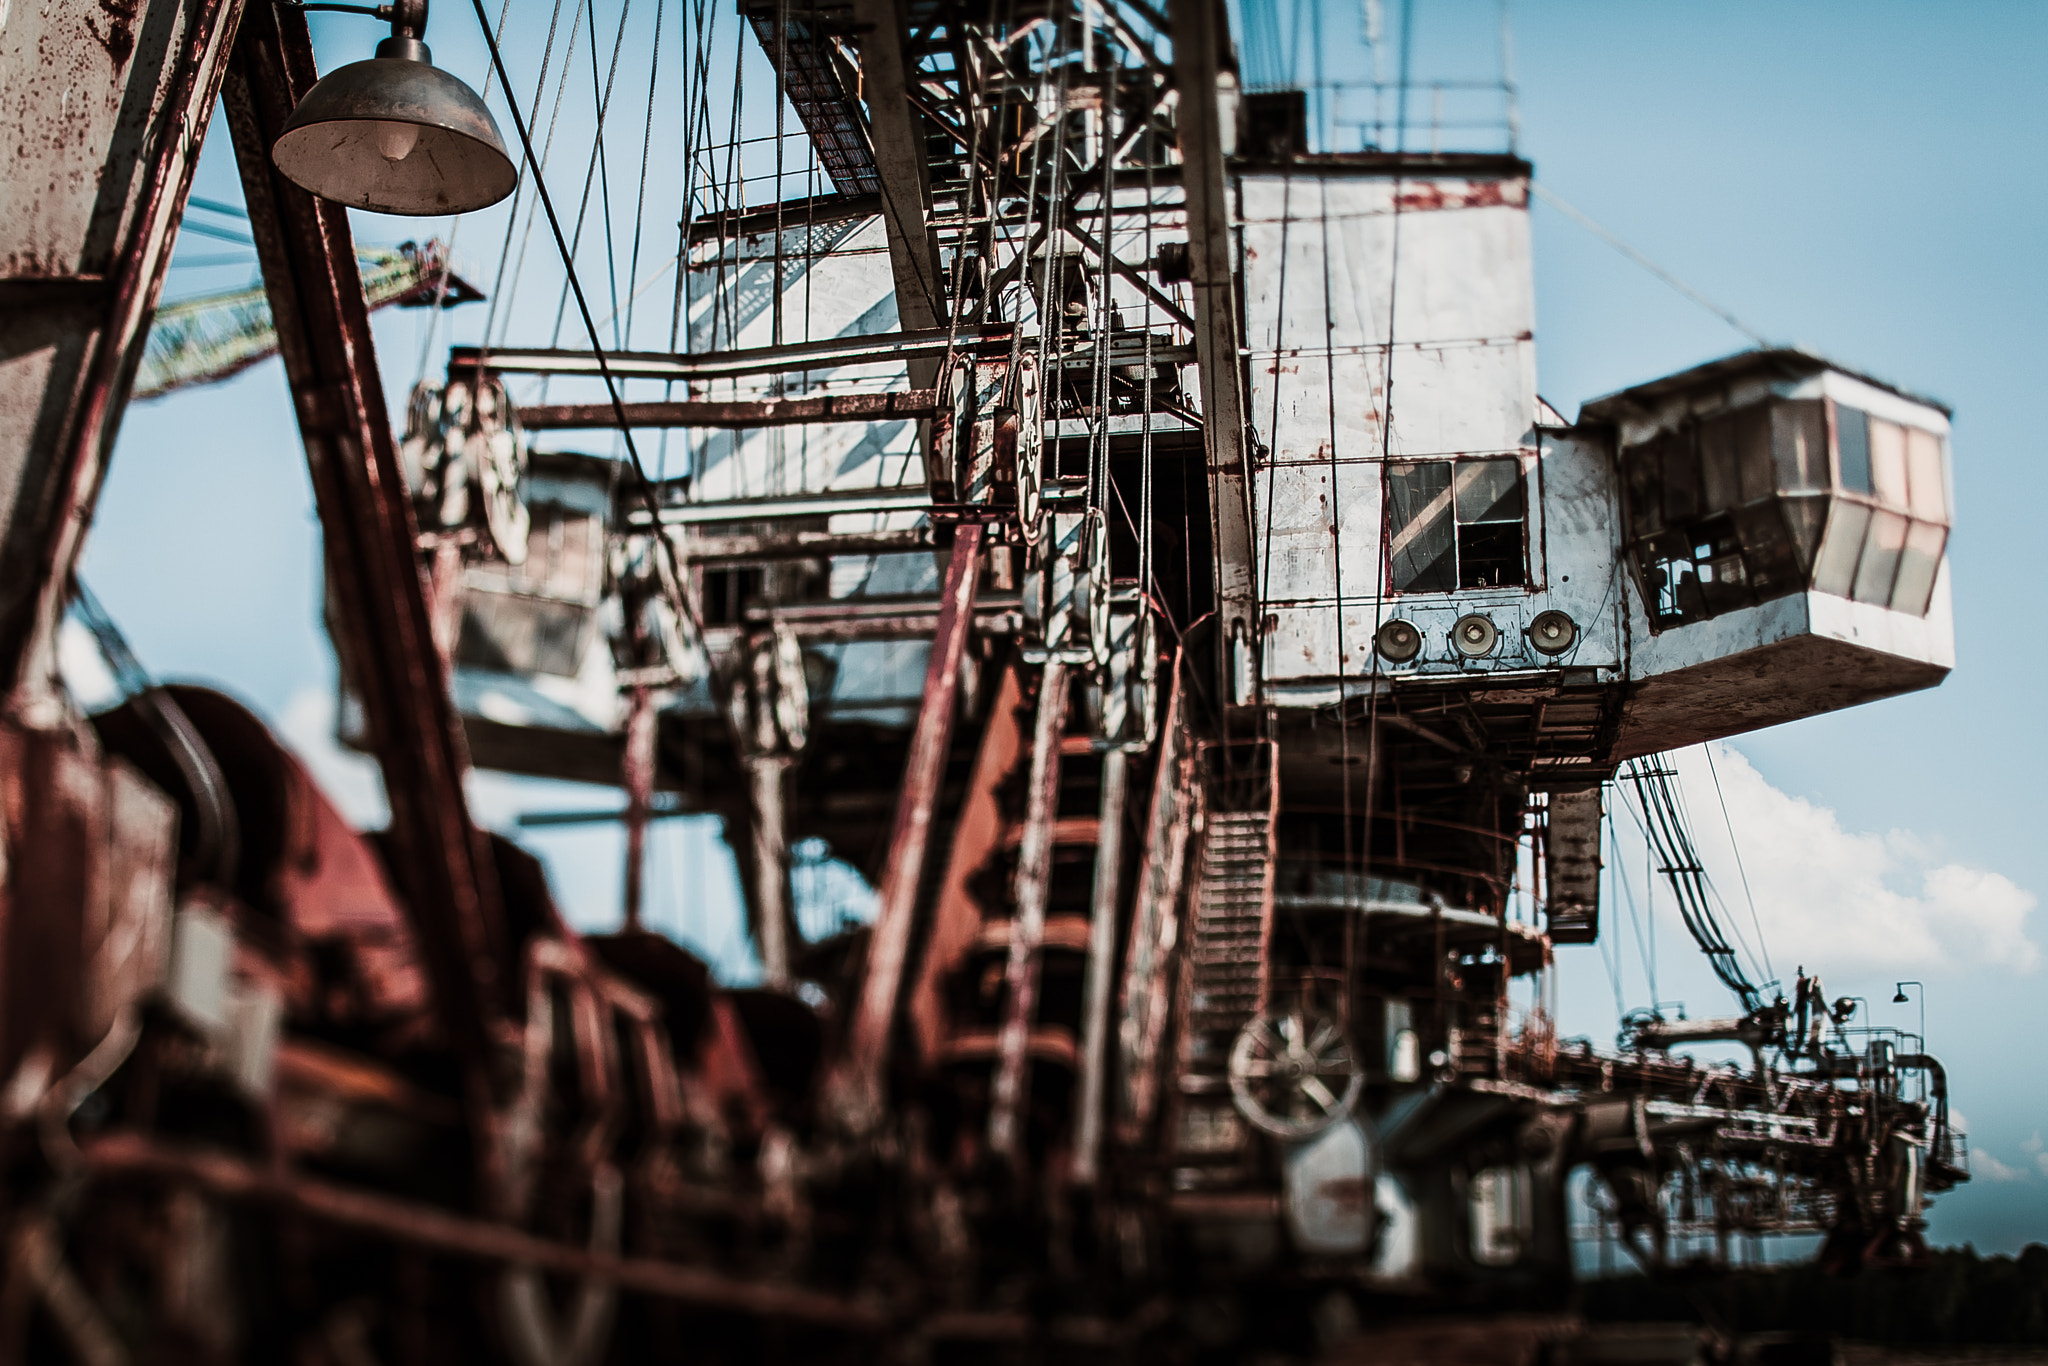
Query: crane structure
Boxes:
[
  {"xmin": 0, "ymin": 0, "xmax": 1965, "ymax": 1360},
  {"xmin": 135, "ymin": 240, "xmax": 482, "ymax": 399}
]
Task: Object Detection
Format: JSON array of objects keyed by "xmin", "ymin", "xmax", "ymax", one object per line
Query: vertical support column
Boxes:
[
  {"xmin": 831, "ymin": 524, "xmax": 984, "ymax": 1132},
  {"xmin": 746, "ymin": 753, "xmax": 794, "ymax": 988},
  {"xmin": 1168, "ymin": 0, "xmax": 1258, "ymax": 701},
  {"xmin": 621, "ymin": 685, "xmax": 655, "ymax": 931},
  {"xmin": 849, "ymin": 0, "xmax": 946, "ymax": 342},
  {"xmin": 0, "ymin": 0, "xmax": 250, "ymax": 700},
  {"xmin": 1071, "ymin": 746, "xmax": 1129, "ymax": 1185},
  {"xmin": 987, "ymin": 659, "xmax": 1068, "ymax": 1162},
  {"xmin": 221, "ymin": 2, "xmax": 507, "ymax": 1119}
]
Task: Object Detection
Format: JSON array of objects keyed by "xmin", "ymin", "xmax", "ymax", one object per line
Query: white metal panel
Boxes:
[
  {"xmin": 1240, "ymin": 166, "xmax": 1540, "ymax": 691},
  {"xmin": 1385, "ymin": 341, "xmax": 1535, "ymax": 458},
  {"xmin": 1256, "ymin": 460, "xmax": 1383, "ymax": 608}
]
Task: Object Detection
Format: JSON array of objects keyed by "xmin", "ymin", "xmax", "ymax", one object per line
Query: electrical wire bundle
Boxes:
[{"xmin": 1620, "ymin": 756, "xmax": 1766, "ymax": 1013}]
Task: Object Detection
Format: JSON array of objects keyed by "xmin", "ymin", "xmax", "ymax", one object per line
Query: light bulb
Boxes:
[{"xmin": 374, "ymin": 120, "xmax": 420, "ymax": 163}]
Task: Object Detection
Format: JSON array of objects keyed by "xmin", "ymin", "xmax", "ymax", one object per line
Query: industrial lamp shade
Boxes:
[{"xmin": 272, "ymin": 36, "xmax": 517, "ymax": 217}]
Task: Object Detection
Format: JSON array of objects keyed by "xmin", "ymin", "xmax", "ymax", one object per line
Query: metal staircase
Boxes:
[{"xmin": 1184, "ymin": 811, "xmax": 1274, "ymax": 1075}]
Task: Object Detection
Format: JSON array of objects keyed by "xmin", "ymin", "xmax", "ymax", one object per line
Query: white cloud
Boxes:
[
  {"xmin": 1975, "ymin": 1149, "xmax": 2026, "ymax": 1182},
  {"xmin": 1654, "ymin": 745, "xmax": 2039, "ymax": 977}
]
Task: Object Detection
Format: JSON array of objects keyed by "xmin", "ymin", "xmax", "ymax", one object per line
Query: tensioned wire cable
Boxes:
[
  {"xmin": 478, "ymin": 0, "xmax": 576, "ymax": 353},
  {"xmin": 542, "ymin": 0, "xmax": 638, "ymax": 365},
  {"xmin": 490, "ymin": 0, "xmax": 589, "ymax": 351},
  {"xmin": 620, "ymin": 0, "xmax": 666, "ymax": 353},
  {"xmin": 466, "ymin": 0, "xmax": 705, "ymax": 648},
  {"xmin": 409, "ymin": 0, "xmax": 515, "ymax": 386}
]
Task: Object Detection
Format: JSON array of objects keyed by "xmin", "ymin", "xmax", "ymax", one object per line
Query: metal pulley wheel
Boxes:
[
  {"xmin": 1014, "ymin": 357, "xmax": 1044, "ymax": 536},
  {"xmin": 468, "ymin": 374, "xmax": 529, "ymax": 566},
  {"xmin": 398, "ymin": 379, "xmax": 445, "ymax": 498},
  {"xmin": 933, "ymin": 359, "xmax": 973, "ymax": 502},
  {"xmin": 1084, "ymin": 505, "xmax": 1111, "ymax": 668},
  {"xmin": 1228, "ymin": 1009, "xmax": 1366, "ymax": 1140}
]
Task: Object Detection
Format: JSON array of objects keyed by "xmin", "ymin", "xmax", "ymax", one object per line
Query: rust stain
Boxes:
[
  {"xmin": 88, "ymin": 0, "xmax": 141, "ymax": 68},
  {"xmin": 1394, "ymin": 179, "xmax": 1527, "ymax": 213}
]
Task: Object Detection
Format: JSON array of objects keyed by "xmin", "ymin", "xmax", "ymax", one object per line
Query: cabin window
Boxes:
[
  {"xmin": 702, "ymin": 566, "xmax": 766, "ymax": 627},
  {"xmin": 1621, "ymin": 397, "xmax": 1950, "ymax": 628},
  {"xmin": 1387, "ymin": 457, "xmax": 1527, "ymax": 593}
]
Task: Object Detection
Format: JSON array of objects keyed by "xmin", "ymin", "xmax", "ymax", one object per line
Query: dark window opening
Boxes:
[
  {"xmin": 702, "ymin": 567, "xmax": 765, "ymax": 627},
  {"xmin": 1622, "ymin": 397, "xmax": 1949, "ymax": 628},
  {"xmin": 1388, "ymin": 456, "xmax": 1526, "ymax": 594}
]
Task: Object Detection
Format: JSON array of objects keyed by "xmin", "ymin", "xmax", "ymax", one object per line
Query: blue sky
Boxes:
[{"xmin": 71, "ymin": 1, "xmax": 2048, "ymax": 1252}]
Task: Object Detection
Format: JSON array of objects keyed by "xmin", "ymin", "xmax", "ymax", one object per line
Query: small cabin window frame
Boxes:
[
  {"xmin": 1620, "ymin": 394, "xmax": 1950, "ymax": 631},
  {"xmin": 1385, "ymin": 455, "xmax": 1531, "ymax": 595}
]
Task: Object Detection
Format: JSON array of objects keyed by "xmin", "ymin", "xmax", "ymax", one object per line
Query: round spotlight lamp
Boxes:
[
  {"xmin": 1527, "ymin": 609, "xmax": 1578, "ymax": 657},
  {"xmin": 1375, "ymin": 618, "xmax": 1423, "ymax": 664},
  {"xmin": 1451, "ymin": 614, "xmax": 1498, "ymax": 659},
  {"xmin": 273, "ymin": 10, "xmax": 517, "ymax": 218}
]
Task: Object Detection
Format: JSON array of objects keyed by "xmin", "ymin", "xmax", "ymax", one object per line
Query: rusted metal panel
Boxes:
[
  {"xmin": 0, "ymin": 720, "xmax": 176, "ymax": 1086},
  {"xmin": 829, "ymin": 524, "xmax": 982, "ymax": 1132},
  {"xmin": 684, "ymin": 525, "xmax": 933, "ymax": 566},
  {"xmin": 905, "ymin": 660, "xmax": 1025, "ymax": 1064},
  {"xmin": 220, "ymin": 3, "xmax": 507, "ymax": 1107},
  {"xmin": 0, "ymin": 0, "xmax": 247, "ymax": 696},
  {"xmin": 518, "ymin": 390, "xmax": 940, "ymax": 431}
]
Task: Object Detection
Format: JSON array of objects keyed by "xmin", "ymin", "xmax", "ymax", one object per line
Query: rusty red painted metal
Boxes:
[
  {"xmin": 830, "ymin": 524, "xmax": 983, "ymax": 1131},
  {"xmin": 0, "ymin": 0, "xmax": 249, "ymax": 700},
  {"xmin": 81, "ymin": 1131, "xmax": 886, "ymax": 1329},
  {"xmin": 987, "ymin": 660, "xmax": 1068, "ymax": 1161},
  {"xmin": 219, "ymin": 4, "xmax": 508, "ymax": 1126},
  {"xmin": 0, "ymin": 719, "xmax": 176, "ymax": 1088},
  {"xmin": 519, "ymin": 391, "xmax": 940, "ymax": 431}
]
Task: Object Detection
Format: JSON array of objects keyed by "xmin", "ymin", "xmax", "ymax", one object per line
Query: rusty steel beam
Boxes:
[
  {"xmin": 849, "ymin": 0, "xmax": 947, "ymax": 338},
  {"xmin": 829, "ymin": 523, "xmax": 983, "ymax": 1132},
  {"xmin": 221, "ymin": 5, "xmax": 507, "ymax": 1110},
  {"xmin": 987, "ymin": 659, "xmax": 1068, "ymax": 1161},
  {"xmin": 716, "ymin": 604, "xmax": 1021, "ymax": 647},
  {"xmin": 1168, "ymin": 0, "xmax": 1260, "ymax": 694},
  {"xmin": 0, "ymin": 0, "xmax": 249, "ymax": 699},
  {"xmin": 685, "ymin": 525, "xmax": 934, "ymax": 565},
  {"xmin": 631, "ymin": 487, "xmax": 933, "ymax": 528},
  {"xmin": 519, "ymin": 390, "xmax": 938, "ymax": 431},
  {"xmin": 83, "ymin": 1132, "xmax": 885, "ymax": 1330},
  {"xmin": 450, "ymin": 324, "xmax": 1010, "ymax": 382}
]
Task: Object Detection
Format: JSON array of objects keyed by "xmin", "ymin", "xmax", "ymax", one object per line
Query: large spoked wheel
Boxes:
[
  {"xmin": 1228, "ymin": 1010, "xmax": 1365, "ymax": 1141},
  {"xmin": 1014, "ymin": 357, "xmax": 1043, "ymax": 535}
]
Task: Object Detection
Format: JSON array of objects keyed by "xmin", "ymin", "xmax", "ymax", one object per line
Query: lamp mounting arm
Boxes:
[{"xmin": 274, "ymin": 0, "xmax": 426, "ymax": 39}]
